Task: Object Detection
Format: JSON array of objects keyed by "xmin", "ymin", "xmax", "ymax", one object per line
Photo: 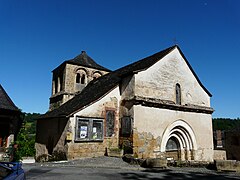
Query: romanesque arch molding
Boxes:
[
  {"xmin": 92, "ymin": 71, "xmax": 102, "ymax": 79},
  {"xmin": 160, "ymin": 120, "xmax": 197, "ymax": 153},
  {"xmin": 75, "ymin": 68, "xmax": 88, "ymax": 84},
  {"xmin": 75, "ymin": 68, "xmax": 90, "ymax": 77}
]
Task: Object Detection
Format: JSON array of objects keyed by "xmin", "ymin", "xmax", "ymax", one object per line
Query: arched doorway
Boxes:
[
  {"xmin": 165, "ymin": 136, "xmax": 180, "ymax": 160},
  {"xmin": 161, "ymin": 120, "xmax": 197, "ymax": 161}
]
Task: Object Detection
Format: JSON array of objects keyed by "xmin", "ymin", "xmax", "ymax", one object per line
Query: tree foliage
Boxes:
[
  {"xmin": 15, "ymin": 112, "xmax": 41, "ymax": 159},
  {"xmin": 212, "ymin": 118, "xmax": 240, "ymax": 131}
]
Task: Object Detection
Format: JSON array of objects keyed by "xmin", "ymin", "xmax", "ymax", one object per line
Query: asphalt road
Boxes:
[{"xmin": 24, "ymin": 165, "xmax": 240, "ymax": 180}]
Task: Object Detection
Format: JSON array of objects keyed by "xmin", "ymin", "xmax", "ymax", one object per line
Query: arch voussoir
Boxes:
[{"xmin": 161, "ymin": 120, "xmax": 197, "ymax": 160}]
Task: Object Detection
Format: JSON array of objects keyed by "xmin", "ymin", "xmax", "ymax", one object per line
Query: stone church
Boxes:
[{"xmin": 36, "ymin": 45, "xmax": 214, "ymax": 162}]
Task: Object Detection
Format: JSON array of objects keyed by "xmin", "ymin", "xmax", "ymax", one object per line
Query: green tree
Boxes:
[
  {"xmin": 15, "ymin": 127, "xmax": 36, "ymax": 159},
  {"xmin": 15, "ymin": 112, "xmax": 41, "ymax": 160},
  {"xmin": 213, "ymin": 118, "xmax": 240, "ymax": 131}
]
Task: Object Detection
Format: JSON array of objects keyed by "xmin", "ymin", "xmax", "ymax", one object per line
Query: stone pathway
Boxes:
[
  {"xmin": 37, "ymin": 156, "xmax": 141, "ymax": 169},
  {"xmin": 22, "ymin": 156, "xmax": 240, "ymax": 178}
]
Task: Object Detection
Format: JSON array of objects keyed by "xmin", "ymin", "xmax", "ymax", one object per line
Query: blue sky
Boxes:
[{"xmin": 0, "ymin": 0, "xmax": 239, "ymax": 118}]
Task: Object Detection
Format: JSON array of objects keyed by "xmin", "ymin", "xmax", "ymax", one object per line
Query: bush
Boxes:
[
  {"xmin": 36, "ymin": 154, "xmax": 48, "ymax": 162},
  {"xmin": 48, "ymin": 151, "xmax": 67, "ymax": 161},
  {"xmin": 15, "ymin": 124, "xmax": 36, "ymax": 160}
]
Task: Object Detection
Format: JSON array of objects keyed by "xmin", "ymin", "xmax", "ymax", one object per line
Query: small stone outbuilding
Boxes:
[
  {"xmin": 214, "ymin": 129, "xmax": 240, "ymax": 161},
  {"xmin": 36, "ymin": 45, "xmax": 214, "ymax": 162}
]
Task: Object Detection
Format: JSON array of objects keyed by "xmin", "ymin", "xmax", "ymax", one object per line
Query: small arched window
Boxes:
[
  {"xmin": 93, "ymin": 71, "xmax": 102, "ymax": 80},
  {"xmin": 54, "ymin": 78, "xmax": 58, "ymax": 94},
  {"xmin": 176, "ymin": 83, "xmax": 181, "ymax": 105},
  {"xmin": 80, "ymin": 74, "xmax": 85, "ymax": 84},
  {"xmin": 59, "ymin": 75, "xmax": 63, "ymax": 91},
  {"xmin": 76, "ymin": 73, "xmax": 80, "ymax": 83}
]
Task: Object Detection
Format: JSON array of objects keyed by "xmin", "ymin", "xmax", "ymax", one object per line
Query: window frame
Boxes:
[
  {"xmin": 176, "ymin": 83, "xmax": 181, "ymax": 105},
  {"xmin": 80, "ymin": 74, "xmax": 86, "ymax": 84},
  {"xmin": 75, "ymin": 117, "xmax": 104, "ymax": 142},
  {"xmin": 105, "ymin": 109, "xmax": 116, "ymax": 137},
  {"xmin": 76, "ymin": 73, "xmax": 80, "ymax": 83},
  {"xmin": 121, "ymin": 116, "xmax": 132, "ymax": 137}
]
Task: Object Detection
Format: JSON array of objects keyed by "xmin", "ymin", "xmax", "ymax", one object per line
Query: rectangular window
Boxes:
[
  {"xmin": 92, "ymin": 121, "xmax": 103, "ymax": 140},
  {"xmin": 76, "ymin": 117, "xmax": 103, "ymax": 141},
  {"xmin": 121, "ymin": 116, "xmax": 132, "ymax": 137},
  {"xmin": 106, "ymin": 110, "xmax": 115, "ymax": 137}
]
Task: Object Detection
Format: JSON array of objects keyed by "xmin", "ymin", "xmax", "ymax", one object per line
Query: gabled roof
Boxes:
[
  {"xmin": 39, "ymin": 45, "xmax": 212, "ymax": 119},
  {"xmin": 0, "ymin": 84, "xmax": 20, "ymax": 112},
  {"xmin": 53, "ymin": 51, "xmax": 111, "ymax": 73}
]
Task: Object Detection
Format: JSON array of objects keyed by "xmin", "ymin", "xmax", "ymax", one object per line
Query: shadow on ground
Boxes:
[
  {"xmin": 120, "ymin": 169, "xmax": 240, "ymax": 180},
  {"xmin": 26, "ymin": 168, "xmax": 55, "ymax": 179}
]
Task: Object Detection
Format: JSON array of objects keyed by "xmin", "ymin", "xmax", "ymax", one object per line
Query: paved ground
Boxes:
[{"xmin": 23, "ymin": 157, "xmax": 240, "ymax": 180}]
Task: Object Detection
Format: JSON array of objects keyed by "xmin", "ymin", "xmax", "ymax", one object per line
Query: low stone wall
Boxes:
[
  {"xmin": 122, "ymin": 154, "xmax": 167, "ymax": 168},
  {"xmin": 68, "ymin": 142, "xmax": 106, "ymax": 159},
  {"xmin": 108, "ymin": 148, "xmax": 123, "ymax": 157},
  {"xmin": 67, "ymin": 137, "xmax": 119, "ymax": 160},
  {"xmin": 142, "ymin": 158, "xmax": 167, "ymax": 168},
  {"xmin": 215, "ymin": 160, "xmax": 240, "ymax": 172},
  {"xmin": 214, "ymin": 150, "xmax": 226, "ymax": 160}
]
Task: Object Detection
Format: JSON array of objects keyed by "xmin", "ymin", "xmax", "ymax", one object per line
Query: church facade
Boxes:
[{"xmin": 36, "ymin": 45, "xmax": 214, "ymax": 162}]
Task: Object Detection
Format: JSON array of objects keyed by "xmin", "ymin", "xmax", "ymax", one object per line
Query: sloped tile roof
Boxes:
[
  {"xmin": 53, "ymin": 51, "xmax": 111, "ymax": 73},
  {"xmin": 39, "ymin": 45, "xmax": 212, "ymax": 119},
  {"xmin": 0, "ymin": 84, "xmax": 20, "ymax": 112}
]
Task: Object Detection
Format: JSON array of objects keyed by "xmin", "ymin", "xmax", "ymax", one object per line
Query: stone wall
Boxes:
[
  {"xmin": 35, "ymin": 118, "xmax": 69, "ymax": 161},
  {"xmin": 135, "ymin": 48, "xmax": 210, "ymax": 107},
  {"xmin": 132, "ymin": 130, "xmax": 161, "ymax": 159},
  {"xmin": 132, "ymin": 105, "xmax": 214, "ymax": 162},
  {"xmin": 225, "ymin": 131, "xmax": 240, "ymax": 160},
  {"xmin": 214, "ymin": 150, "xmax": 227, "ymax": 160},
  {"xmin": 50, "ymin": 63, "xmax": 109, "ymax": 110},
  {"xmin": 120, "ymin": 75, "xmax": 135, "ymax": 99},
  {"xmin": 66, "ymin": 86, "xmax": 121, "ymax": 160},
  {"xmin": 64, "ymin": 64, "xmax": 109, "ymax": 95},
  {"xmin": 118, "ymin": 52, "xmax": 214, "ymax": 161},
  {"xmin": 215, "ymin": 160, "xmax": 240, "ymax": 172},
  {"xmin": 67, "ymin": 137, "xmax": 119, "ymax": 159}
]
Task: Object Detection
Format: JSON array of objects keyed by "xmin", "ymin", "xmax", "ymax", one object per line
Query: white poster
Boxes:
[
  {"xmin": 92, "ymin": 127, "xmax": 97, "ymax": 139},
  {"xmin": 80, "ymin": 126, "xmax": 88, "ymax": 138}
]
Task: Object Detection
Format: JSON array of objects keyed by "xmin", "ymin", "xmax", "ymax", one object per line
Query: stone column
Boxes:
[
  {"xmin": 192, "ymin": 149, "xmax": 198, "ymax": 161},
  {"xmin": 186, "ymin": 149, "xmax": 191, "ymax": 160},
  {"xmin": 180, "ymin": 149, "xmax": 185, "ymax": 161}
]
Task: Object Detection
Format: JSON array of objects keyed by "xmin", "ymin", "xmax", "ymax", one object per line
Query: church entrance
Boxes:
[
  {"xmin": 161, "ymin": 120, "xmax": 197, "ymax": 161},
  {"xmin": 165, "ymin": 136, "xmax": 180, "ymax": 160}
]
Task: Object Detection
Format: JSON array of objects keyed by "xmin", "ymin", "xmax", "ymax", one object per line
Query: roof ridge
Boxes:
[
  {"xmin": 113, "ymin": 45, "xmax": 177, "ymax": 76},
  {"xmin": 66, "ymin": 51, "xmax": 111, "ymax": 71}
]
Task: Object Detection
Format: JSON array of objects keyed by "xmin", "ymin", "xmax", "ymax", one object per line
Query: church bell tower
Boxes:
[{"xmin": 49, "ymin": 51, "xmax": 110, "ymax": 110}]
